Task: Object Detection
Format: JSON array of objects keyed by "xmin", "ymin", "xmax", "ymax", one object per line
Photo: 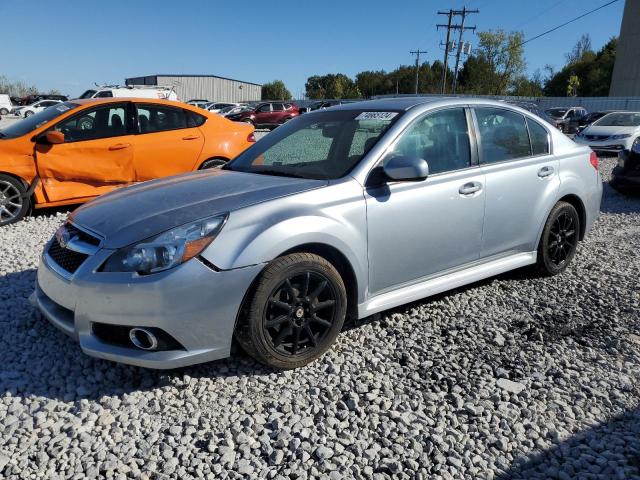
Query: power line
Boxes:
[
  {"xmin": 410, "ymin": 49, "xmax": 428, "ymax": 94},
  {"xmin": 520, "ymin": 0, "xmax": 620, "ymax": 46}
]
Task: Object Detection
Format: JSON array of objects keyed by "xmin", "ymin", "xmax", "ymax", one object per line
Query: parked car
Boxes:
[
  {"xmin": 79, "ymin": 86, "xmax": 178, "ymax": 101},
  {"xmin": 545, "ymin": 107, "xmax": 588, "ymax": 133},
  {"xmin": 207, "ymin": 102, "xmax": 240, "ymax": 113},
  {"xmin": 506, "ymin": 101, "xmax": 556, "ymax": 125},
  {"xmin": 612, "ymin": 139, "xmax": 640, "ymax": 193},
  {"xmin": 0, "ymin": 98, "xmax": 255, "ymax": 225},
  {"xmin": 226, "ymin": 102, "xmax": 299, "ymax": 129},
  {"xmin": 218, "ymin": 104, "xmax": 253, "ymax": 117},
  {"xmin": 575, "ymin": 110, "xmax": 617, "ymax": 134},
  {"xmin": 31, "ymin": 97, "xmax": 602, "ymax": 370},
  {"xmin": 0, "ymin": 94, "xmax": 12, "ymax": 115},
  {"xmin": 574, "ymin": 111, "xmax": 640, "ymax": 154},
  {"xmin": 18, "ymin": 94, "xmax": 69, "ymax": 106},
  {"xmin": 13, "ymin": 99, "xmax": 62, "ymax": 118},
  {"xmin": 187, "ymin": 99, "xmax": 210, "ymax": 109}
]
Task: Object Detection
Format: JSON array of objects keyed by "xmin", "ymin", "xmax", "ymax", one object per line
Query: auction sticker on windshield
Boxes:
[{"xmin": 355, "ymin": 112, "xmax": 398, "ymax": 121}]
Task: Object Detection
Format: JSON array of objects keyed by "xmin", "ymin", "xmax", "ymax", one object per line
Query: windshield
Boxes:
[
  {"xmin": 546, "ymin": 108, "xmax": 567, "ymax": 118},
  {"xmin": 593, "ymin": 112, "xmax": 640, "ymax": 127},
  {"xmin": 79, "ymin": 90, "xmax": 97, "ymax": 99},
  {"xmin": 0, "ymin": 102, "xmax": 79, "ymax": 139},
  {"xmin": 225, "ymin": 109, "xmax": 401, "ymax": 180}
]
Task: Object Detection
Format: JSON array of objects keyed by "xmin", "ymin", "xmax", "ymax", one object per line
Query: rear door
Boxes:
[
  {"xmin": 36, "ymin": 103, "xmax": 135, "ymax": 202},
  {"xmin": 473, "ymin": 107, "xmax": 559, "ymax": 258},
  {"xmin": 132, "ymin": 103, "xmax": 205, "ymax": 180}
]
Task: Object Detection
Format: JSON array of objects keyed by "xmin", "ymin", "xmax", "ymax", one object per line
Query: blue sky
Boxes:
[{"xmin": 1, "ymin": 0, "xmax": 625, "ymax": 98}]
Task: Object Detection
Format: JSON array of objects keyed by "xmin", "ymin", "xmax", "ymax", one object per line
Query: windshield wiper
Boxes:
[{"xmin": 253, "ymin": 169, "xmax": 307, "ymax": 179}]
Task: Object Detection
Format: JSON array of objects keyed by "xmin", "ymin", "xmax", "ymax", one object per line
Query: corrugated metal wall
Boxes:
[{"xmin": 125, "ymin": 76, "xmax": 261, "ymax": 103}]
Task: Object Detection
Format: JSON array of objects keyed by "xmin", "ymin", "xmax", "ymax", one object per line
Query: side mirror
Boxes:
[
  {"xmin": 38, "ymin": 131, "xmax": 65, "ymax": 145},
  {"xmin": 382, "ymin": 155, "xmax": 429, "ymax": 181}
]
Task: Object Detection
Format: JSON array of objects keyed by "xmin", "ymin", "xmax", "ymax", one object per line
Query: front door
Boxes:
[
  {"xmin": 36, "ymin": 103, "xmax": 135, "ymax": 202},
  {"xmin": 365, "ymin": 107, "xmax": 486, "ymax": 295},
  {"xmin": 473, "ymin": 107, "xmax": 560, "ymax": 258},
  {"xmin": 132, "ymin": 103, "xmax": 205, "ymax": 180},
  {"xmin": 253, "ymin": 103, "xmax": 274, "ymax": 126}
]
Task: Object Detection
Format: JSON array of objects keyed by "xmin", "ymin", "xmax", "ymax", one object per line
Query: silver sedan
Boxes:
[{"xmin": 32, "ymin": 97, "xmax": 603, "ymax": 369}]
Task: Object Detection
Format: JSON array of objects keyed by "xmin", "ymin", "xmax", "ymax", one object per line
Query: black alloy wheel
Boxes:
[
  {"xmin": 536, "ymin": 201, "xmax": 580, "ymax": 275},
  {"xmin": 235, "ymin": 253, "xmax": 347, "ymax": 369}
]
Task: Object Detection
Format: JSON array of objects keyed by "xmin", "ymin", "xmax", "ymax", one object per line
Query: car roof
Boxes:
[
  {"xmin": 72, "ymin": 98, "xmax": 190, "ymax": 107},
  {"xmin": 330, "ymin": 96, "xmax": 529, "ymax": 112}
]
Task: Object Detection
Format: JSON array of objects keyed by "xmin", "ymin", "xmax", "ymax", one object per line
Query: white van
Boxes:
[
  {"xmin": 0, "ymin": 94, "xmax": 13, "ymax": 115},
  {"xmin": 78, "ymin": 85, "xmax": 178, "ymax": 101}
]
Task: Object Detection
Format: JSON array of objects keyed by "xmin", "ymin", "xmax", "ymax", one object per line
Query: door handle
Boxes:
[
  {"xmin": 108, "ymin": 143, "xmax": 131, "ymax": 150},
  {"xmin": 538, "ymin": 166, "xmax": 555, "ymax": 178},
  {"xmin": 182, "ymin": 135, "xmax": 200, "ymax": 140},
  {"xmin": 459, "ymin": 182, "xmax": 482, "ymax": 196}
]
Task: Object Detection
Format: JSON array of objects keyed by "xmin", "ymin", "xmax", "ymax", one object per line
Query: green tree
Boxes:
[
  {"xmin": 261, "ymin": 80, "xmax": 292, "ymax": 100},
  {"xmin": 457, "ymin": 29, "xmax": 526, "ymax": 95},
  {"xmin": 565, "ymin": 34, "xmax": 593, "ymax": 65},
  {"xmin": 544, "ymin": 37, "xmax": 616, "ymax": 96},
  {"xmin": 305, "ymin": 74, "xmax": 361, "ymax": 99}
]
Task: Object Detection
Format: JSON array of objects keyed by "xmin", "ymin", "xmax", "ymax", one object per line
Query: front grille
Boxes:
[
  {"xmin": 585, "ymin": 135, "xmax": 609, "ymax": 141},
  {"xmin": 66, "ymin": 223, "xmax": 101, "ymax": 246},
  {"xmin": 47, "ymin": 239, "xmax": 89, "ymax": 274}
]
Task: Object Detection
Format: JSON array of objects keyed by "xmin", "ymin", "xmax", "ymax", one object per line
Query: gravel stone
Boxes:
[{"xmin": 0, "ymin": 156, "xmax": 638, "ymax": 479}]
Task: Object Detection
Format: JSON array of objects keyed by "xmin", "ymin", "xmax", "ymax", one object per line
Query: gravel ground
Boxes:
[{"xmin": 0, "ymin": 157, "xmax": 639, "ymax": 479}]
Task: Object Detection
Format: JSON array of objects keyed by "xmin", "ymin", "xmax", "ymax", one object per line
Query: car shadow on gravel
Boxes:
[
  {"xmin": 601, "ymin": 181, "xmax": 640, "ymax": 214},
  {"xmin": 497, "ymin": 409, "xmax": 640, "ymax": 479}
]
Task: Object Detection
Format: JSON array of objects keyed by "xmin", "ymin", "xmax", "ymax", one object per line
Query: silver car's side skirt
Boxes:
[{"xmin": 358, "ymin": 251, "xmax": 537, "ymax": 318}]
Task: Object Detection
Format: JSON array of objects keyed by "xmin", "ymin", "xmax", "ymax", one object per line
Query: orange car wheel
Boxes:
[
  {"xmin": 199, "ymin": 158, "xmax": 228, "ymax": 170},
  {"xmin": 0, "ymin": 174, "xmax": 31, "ymax": 226}
]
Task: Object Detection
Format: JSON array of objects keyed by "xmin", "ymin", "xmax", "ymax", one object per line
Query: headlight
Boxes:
[
  {"xmin": 102, "ymin": 214, "xmax": 227, "ymax": 274},
  {"xmin": 632, "ymin": 137, "xmax": 640, "ymax": 154},
  {"xmin": 610, "ymin": 134, "xmax": 631, "ymax": 140}
]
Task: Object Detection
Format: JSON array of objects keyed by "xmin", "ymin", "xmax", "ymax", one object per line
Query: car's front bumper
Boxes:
[
  {"xmin": 32, "ymin": 246, "xmax": 263, "ymax": 369},
  {"xmin": 574, "ymin": 136, "xmax": 633, "ymax": 153}
]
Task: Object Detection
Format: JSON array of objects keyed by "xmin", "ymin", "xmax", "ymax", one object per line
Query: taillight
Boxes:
[
  {"xmin": 589, "ymin": 151, "xmax": 598, "ymax": 170},
  {"xmin": 247, "ymin": 133, "xmax": 256, "ymax": 143}
]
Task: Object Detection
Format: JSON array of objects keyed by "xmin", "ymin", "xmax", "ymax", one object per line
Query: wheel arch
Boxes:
[
  {"xmin": 557, "ymin": 193, "xmax": 587, "ymax": 240},
  {"xmin": 278, "ymin": 243, "xmax": 359, "ymax": 321},
  {"xmin": 198, "ymin": 156, "xmax": 230, "ymax": 170}
]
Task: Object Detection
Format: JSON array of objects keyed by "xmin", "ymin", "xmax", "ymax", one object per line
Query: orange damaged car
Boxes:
[{"xmin": 0, "ymin": 98, "xmax": 255, "ymax": 225}]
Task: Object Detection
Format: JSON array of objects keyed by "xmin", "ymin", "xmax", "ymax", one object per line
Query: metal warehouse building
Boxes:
[{"xmin": 124, "ymin": 74, "xmax": 262, "ymax": 103}]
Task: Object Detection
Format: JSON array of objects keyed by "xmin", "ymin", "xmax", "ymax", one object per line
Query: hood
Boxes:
[
  {"xmin": 70, "ymin": 169, "xmax": 326, "ymax": 249},
  {"xmin": 582, "ymin": 125, "xmax": 639, "ymax": 136}
]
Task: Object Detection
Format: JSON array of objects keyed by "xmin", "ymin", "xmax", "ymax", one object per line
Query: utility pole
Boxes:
[
  {"xmin": 410, "ymin": 49, "xmax": 428, "ymax": 94},
  {"xmin": 437, "ymin": 7, "xmax": 478, "ymax": 94},
  {"xmin": 452, "ymin": 7, "xmax": 477, "ymax": 94},
  {"xmin": 437, "ymin": 10, "xmax": 454, "ymax": 94}
]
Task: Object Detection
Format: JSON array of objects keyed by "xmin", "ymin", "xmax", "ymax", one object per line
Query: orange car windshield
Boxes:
[{"xmin": 0, "ymin": 102, "xmax": 80, "ymax": 139}]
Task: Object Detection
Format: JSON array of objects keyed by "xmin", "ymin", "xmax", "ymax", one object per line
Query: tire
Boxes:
[
  {"xmin": 24, "ymin": 111, "xmax": 34, "ymax": 118},
  {"xmin": 535, "ymin": 201, "xmax": 580, "ymax": 276},
  {"xmin": 199, "ymin": 158, "xmax": 227, "ymax": 169},
  {"xmin": 0, "ymin": 108, "xmax": 8, "ymax": 115},
  {"xmin": 235, "ymin": 253, "xmax": 347, "ymax": 369},
  {"xmin": 0, "ymin": 174, "xmax": 31, "ymax": 226}
]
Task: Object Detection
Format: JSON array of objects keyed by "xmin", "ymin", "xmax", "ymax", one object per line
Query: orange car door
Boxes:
[
  {"xmin": 132, "ymin": 103, "xmax": 205, "ymax": 181},
  {"xmin": 35, "ymin": 103, "xmax": 135, "ymax": 202}
]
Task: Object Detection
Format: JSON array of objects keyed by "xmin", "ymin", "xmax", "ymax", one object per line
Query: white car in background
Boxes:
[
  {"xmin": 78, "ymin": 86, "xmax": 179, "ymax": 101},
  {"xmin": 13, "ymin": 99, "xmax": 62, "ymax": 118},
  {"xmin": 207, "ymin": 102, "xmax": 239, "ymax": 113},
  {"xmin": 574, "ymin": 111, "xmax": 640, "ymax": 154},
  {"xmin": 218, "ymin": 104, "xmax": 252, "ymax": 117},
  {"xmin": 0, "ymin": 94, "xmax": 13, "ymax": 115}
]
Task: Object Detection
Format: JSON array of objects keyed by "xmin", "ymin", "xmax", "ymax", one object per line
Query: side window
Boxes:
[
  {"xmin": 257, "ymin": 104, "xmax": 271, "ymax": 113},
  {"xmin": 475, "ymin": 108, "xmax": 531, "ymax": 163},
  {"xmin": 186, "ymin": 110, "xmax": 206, "ymax": 127},
  {"xmin": 527, "ymin": 118, "xmax": 550, "ymax": 156},
  {"xmin": 272, "ymin": 104, "xmax": 284, "ymax": 112},
  {"xmin": 96, "ymin": 91, "xmax": 114, "ymax": 98},
  {"xmin": 390, "ymin": 108, "xmax": 471, "ymax": 175},
  {"xmin": 136, "ymin": 105, "xmax": 187, "ymax": 133},
  {"xmin": 55, "ymin": 105, "xmax": 127, "ymax": 142}
]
